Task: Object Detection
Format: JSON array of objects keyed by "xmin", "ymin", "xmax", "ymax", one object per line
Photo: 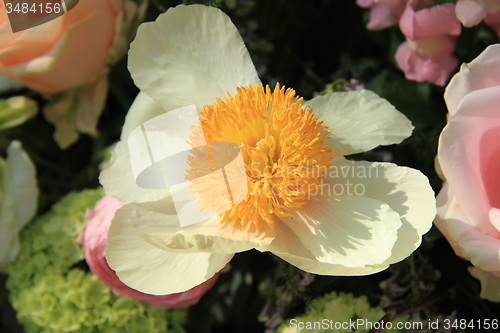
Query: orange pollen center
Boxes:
[{"xmin": 188, "ymin": 83, "xmax": 333, "ymax": 230}]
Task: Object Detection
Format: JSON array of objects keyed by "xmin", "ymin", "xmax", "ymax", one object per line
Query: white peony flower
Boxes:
[{"xmin": 100, "ymin": 4, "xmax": 436, "ymax": 295}]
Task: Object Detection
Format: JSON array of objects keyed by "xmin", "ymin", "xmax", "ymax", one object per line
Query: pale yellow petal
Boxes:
[
  {"xmin": 128, "ymin": 4, "xmax": 260, "ymax": 113},
  {"xmin": 305, "ymin": 90, "xmax": 413, "ymax": 156},
  {"xmin": 257, "ymin": 220, "xmax": 390, "ymax": 276},
  {"xmin": 111, "ymin": 198, "xmax": 275, "ymax": 255},
  {"xmin": 283, "ymin": 194, "xmax": 401, "ymax": 267},
  {"xmin": 99, "ymin": 140, "xmax": 171, "ymax": 203},
  {"xmin": 328, "ymin": 159, "xmax": 436, "ymax": 265}
]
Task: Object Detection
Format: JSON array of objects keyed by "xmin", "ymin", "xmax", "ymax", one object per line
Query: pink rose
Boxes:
[
  {"xmin": 78, "ymin": 195, "xmax": 221, "ymax": 308},
  {"xmin": 435, "ymin": 44, "xmax": 500, "ymax": 302},
  {"xmin": 357, "ymin": 0, "xmax": 408, "ymax": 30},
  {"xmin": 395, "ymin": 0, "xmax": 461, "ymax": 86},
  {"xmin": 456, "ymin": 0, "xmax": 500, "ymax": 27}
]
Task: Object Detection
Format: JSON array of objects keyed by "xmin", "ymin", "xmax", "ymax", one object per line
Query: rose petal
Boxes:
[
  {"xmin": 5, "ymin": 11, "xmax": 115, "ymax": 93},
  {"xmin": 434, "ymin": 183, "xmax": 465, "ymax": 257},
  {"xmin": 257, "ymin": 220, "xmax": 390, "ymax": 276},
  {"xmin": 444, "ymin": 44, "xmax": 500, "ymax": 116},
  {"xmin": 100, "ymin": 140, "xmax": 172, "ymax": 203},
  {"xmin": 439, "ymin": 86, "xmax": 500, "ymax": 236}
]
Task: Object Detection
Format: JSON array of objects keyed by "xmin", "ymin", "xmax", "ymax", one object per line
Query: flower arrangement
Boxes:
[{"xmin": 1, "ymin": 1, "xmax": 500, "ymax": 332}]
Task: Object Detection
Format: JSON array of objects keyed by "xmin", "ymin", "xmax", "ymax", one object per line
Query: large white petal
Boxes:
[
  {"xmin": 257, "ymin": 220, "xmax": 390, "ymax": 276},
  {"xmin": 99, "ymin": 140, "xmax": 171, "ymax": 203},
  {"xmin": 285, "ymin": 194, "xmax": 401, "ymax": 267},
  {"xmin": 304, "ymin": 90, "xmax": 413, "ymax": 156},
  {"xmin": 438, "ymin": 86, "xmax": 500, "ymax": 237},
  {"xmin": 110, "ymin": 199, "xmax": 275, "ymax": 255},
  {"xmin": 106, "ymin": 203, "xmax": 233, "ymax": 295},
  {"xmin": 100, "ymin": 92, "xmax": 200, "ymax": 203},
  {"xmin": 327, "ymin": 159, "xmax": 436, "ymax": 265},
  {"xmin": 120, "ymin": 92, "xmax": 167, "ymax": 140},
  {"xmin": 128, "ymin": 4, "xmax": 260, "ymax": 113}
]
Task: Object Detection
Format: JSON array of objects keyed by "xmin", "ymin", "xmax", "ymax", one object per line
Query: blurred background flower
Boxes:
[
  {"xmin": 357, "ymin": 0, "xmax": 408, "ymax": 30},
  {"xmin": 455, "ymin": 0, "xmax": 500, "ymax": 27},
  {"xmin": 79, "ymin": 195, "xmax": 222, "ymax": 308},
  {"xmin": 395, "ymin": 0, "xmax": 461, "ymax": 86}
]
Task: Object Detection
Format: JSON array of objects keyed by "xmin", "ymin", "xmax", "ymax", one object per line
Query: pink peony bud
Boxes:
[{"xmin": 78, "ymin": 195, "xmax": 221, "ymax": 308}]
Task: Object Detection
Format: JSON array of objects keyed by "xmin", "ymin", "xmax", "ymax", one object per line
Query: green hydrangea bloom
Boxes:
[
  {"xmin": 7, "ymin": 189, "xmax": 187, "ymax": 333},
  {"xmin": 277, "ymin": 292, "xmax": 411, "ymax": 333}
]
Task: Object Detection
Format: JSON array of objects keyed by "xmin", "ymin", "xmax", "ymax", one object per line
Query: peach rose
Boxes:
[
  {"xmin": 78, "ymin": 195, "xmax": 221, "ymax": 308},
  {"xmin": 356, "ymin": 0, "xmax": 408, "ymax": 30},
  {"xmin": 395, "ymin": 0, "xmax": 461, "ymax": 86},
  {"xmin": 435, "ymin": 44, "xmax": 500, "ymax": 302},
  {"xmin": 0, "ymin": 0, "xmax": 147, "ymax": 149}
]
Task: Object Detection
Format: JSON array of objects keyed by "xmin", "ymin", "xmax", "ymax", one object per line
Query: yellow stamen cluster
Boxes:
[{"xmin": 189, "ymin": 83, "xmax": 333, "ymax": 230}]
